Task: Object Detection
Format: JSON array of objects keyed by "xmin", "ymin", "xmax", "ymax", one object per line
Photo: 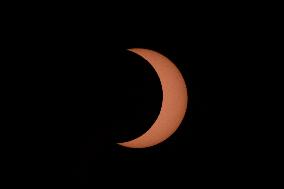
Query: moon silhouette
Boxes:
[{"xmin": 118, "ymin": 48, "xmax": 188, "ymax": 148}]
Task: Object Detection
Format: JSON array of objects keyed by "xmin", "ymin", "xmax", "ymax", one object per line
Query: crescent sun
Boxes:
[{"xmin": 118, "ymin": 48, "xmax": 188, "ymax": 148}]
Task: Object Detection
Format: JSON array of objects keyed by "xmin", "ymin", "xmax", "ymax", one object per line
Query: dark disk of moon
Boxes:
[{"xmin": 118, "ymin": 48, "xmax": 188, "ymax": 148}]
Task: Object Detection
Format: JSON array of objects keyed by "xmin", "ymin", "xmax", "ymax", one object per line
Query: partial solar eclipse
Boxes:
[{"xmin": 118, "ymin": 48, "xmax": 188, "ymax": 148}]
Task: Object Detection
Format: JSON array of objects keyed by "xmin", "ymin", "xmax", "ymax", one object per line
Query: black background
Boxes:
[{"xmin": 4, "ymin": 3, "xmax": 266, "ymax": 187}]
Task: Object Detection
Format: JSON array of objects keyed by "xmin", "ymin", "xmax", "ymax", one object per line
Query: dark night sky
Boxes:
[{"xmin": 5, "ymin": 3, "xmax": 265, "ymax": 187}]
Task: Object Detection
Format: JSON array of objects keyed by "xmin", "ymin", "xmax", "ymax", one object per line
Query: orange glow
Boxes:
[{"xmin": 118, "ymin": 48, "xmax": 188, "ymax": 148}]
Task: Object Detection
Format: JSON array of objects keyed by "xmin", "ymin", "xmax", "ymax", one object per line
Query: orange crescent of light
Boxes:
[{"xmin": 118, "ymin": 48, "xmax": 188, "ymax": 148}]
